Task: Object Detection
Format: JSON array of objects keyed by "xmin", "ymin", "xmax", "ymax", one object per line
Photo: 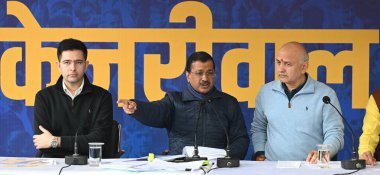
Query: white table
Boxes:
[
  {"xmin": 0, "ymin": 157, "xmax": 203, "ymax": 175},
  {"xmin": 207, "ymin": 161, "xmax": 380, "ymax": 175},
  {"xmin": 2, "ymin": 157, "xmax": 379, "ymax": 175}
]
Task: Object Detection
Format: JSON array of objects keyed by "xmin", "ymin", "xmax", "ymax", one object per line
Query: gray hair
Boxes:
[{"xmin": 303, "ymin": 52, "xmax": 309, "ymax": 62}]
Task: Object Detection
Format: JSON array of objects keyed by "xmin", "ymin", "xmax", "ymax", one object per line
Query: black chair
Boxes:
[
  {"xmin": 104, "ymin": 120, "xmax": 125, "ymax": 158},
  {"xmin": 114, "ymin": 120, "xmax": 126, "ymax": 158},
  {"xmin": 35, "ymin": 150, "xmax": 43, "ymax": 157},
  {"xmin": 374, "ymin": 139, "xmax": 380, "ymax": 160}
]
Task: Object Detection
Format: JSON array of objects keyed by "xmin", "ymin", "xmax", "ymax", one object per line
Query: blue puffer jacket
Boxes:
[{"xmin": 133, "ymin": 87, "xmax": 249, "ymax": 159}]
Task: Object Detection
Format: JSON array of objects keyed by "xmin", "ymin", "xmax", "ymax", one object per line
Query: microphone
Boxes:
[
  {"xmin": 65, "ymin": 127, "xmax": 88, "ymax": 165},
  {"xmin": 184, "ymin": 100, "xmax": 207, "ymax": 162},
  {"xmin": 210, "ymin": 101, "xmax": 239, "ymax": 168},
  {"xmin": 322, "ymin": 96, "xmax": 365, "ymax": 170}
]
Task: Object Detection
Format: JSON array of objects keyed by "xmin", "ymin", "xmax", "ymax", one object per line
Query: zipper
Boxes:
[
  {"xmin": 202, "ymin": 107, "xmax": 206, "ymax": 145},
  {"xmin": 71, "ymin": 99, "xmax": 74, "ymax": 112},
  {"xmin": 288, "ymin": 93, "xmax": 305, "ymax": 109}
]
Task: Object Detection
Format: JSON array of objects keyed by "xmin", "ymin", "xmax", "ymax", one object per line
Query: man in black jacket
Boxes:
[
  {"xmin": 117, "ymin": 51, "xmax": 249, "ymax": 159},
  {"xmin": 33, "ymin": 38, "xmax": 113, "ymax": 158}
]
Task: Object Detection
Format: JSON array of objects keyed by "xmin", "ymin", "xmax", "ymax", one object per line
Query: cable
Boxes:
[
  {"xmin": 58, "ymin": 164, "xmax": 71, "ymax": 175},
  {"xmin": 333, "ymin": 169, "xmax": 360, "ymax": 175},
  {"xmin": 200, "ymin": 162, "xmax": 214, "ymax": 174},
  {"xmin": 200, "ymin": 167, "xmax": 207, "ymax": 174},
  {"xmin": 207, "ymin": 167, "xmax": 219, "ymax": 173}
]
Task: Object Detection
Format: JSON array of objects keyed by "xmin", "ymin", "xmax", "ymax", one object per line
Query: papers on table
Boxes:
[
  {"xmin": 146, "ymin": 159, "xmax": 204, "ymax": 171},
  {"xmin": 0, "ymin": 158, "xmax": 55, "ymax": 168},
  {"xmin": 137, "ymin": 154, "xmax": 185, "ymax": 162},
  {"xmin": 182, "ymin": 146, "xmax": 226, "ymax": 160},
  {"xmin": 102, "ymin": 158, "xmax": 204, "ymax": 172},
  {"xmin": 276, "ymin": 161, "xmax": 301, "ymax": 168},
  {"xmin": 156, "ymin": 154, "xmax": 186, "ymax": 161}
]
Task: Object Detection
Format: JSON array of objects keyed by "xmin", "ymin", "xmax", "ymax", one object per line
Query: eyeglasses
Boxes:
[{"xmin": 190, "ymin": 71, "xmax": 215, "ymax": 78}]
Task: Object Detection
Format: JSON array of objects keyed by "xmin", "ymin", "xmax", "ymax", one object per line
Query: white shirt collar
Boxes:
[{"xmin": 62, "ymin": 79, "xmax": 85, "ymax": 100}]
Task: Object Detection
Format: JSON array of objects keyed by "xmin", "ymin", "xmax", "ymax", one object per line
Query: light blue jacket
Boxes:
[{"xmin": 251, "ymin": 75, "xmax": 344, "ymax": 161}]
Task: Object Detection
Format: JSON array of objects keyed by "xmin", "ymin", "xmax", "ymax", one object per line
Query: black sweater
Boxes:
[{"xmin": 34, "ymin": 75, "xmax": 113, "ymax": 158}]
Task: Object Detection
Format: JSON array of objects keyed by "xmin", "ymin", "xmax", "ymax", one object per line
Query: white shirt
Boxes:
[{"xmin": 62, "ymin": 79, "xmax": 84, "ymax": 100}]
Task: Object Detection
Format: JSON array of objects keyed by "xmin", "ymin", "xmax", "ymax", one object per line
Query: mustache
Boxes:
[{"xmin": 200, "ymin": 80, "xmax": 210, "ymax": 86}]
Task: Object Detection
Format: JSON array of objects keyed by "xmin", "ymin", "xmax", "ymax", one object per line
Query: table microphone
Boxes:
[
  {"xmin": 65, "ymin": 127, "xmax": 88, "ymax": 165},
  {"xmin": 184, "ymin": 100, "xmax": 207, "ymax": 162},
  {"xmin": 210, "ymin": 101, "xmax": 239, "ymax": 168},
  {"xmin": 322, "ymin": 96, "xmax": 365, "ymax": 170}
]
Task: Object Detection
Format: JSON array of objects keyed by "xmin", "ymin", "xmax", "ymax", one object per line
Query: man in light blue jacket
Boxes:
[{"xmin": 251, "ymin": 41, "xmax": 344, "ymax": 162}]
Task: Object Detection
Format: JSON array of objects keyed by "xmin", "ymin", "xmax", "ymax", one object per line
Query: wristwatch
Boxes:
[{"xmin": 51, "ymin": 137, "xmax": 58, "ymax": 148}]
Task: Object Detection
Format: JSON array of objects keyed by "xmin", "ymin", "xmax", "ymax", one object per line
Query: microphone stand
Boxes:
[
  {"xmin": 65, "ymin": 128, "xmax": 88, "ymax": 165},
  {"xmin": 184, "ymin": 100, "xmax": 207, "ymax": 162},
  {"xmin": 322, "ymin": 96, "xmax": 365, "ymax": 170},
  {"xmin": 210, "ymin": 105, "xmax": 239, "ymax": 168}
]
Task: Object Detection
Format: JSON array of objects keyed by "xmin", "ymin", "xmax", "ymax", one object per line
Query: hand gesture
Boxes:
[{"xmin": 117, "ymin": 99, "xmax": 137, "ymax": 114}]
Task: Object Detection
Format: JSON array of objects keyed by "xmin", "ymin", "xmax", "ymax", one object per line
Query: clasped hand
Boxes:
[{"xmin": 33, "ymin": 125, "xmax": 54, "ymax": 149}]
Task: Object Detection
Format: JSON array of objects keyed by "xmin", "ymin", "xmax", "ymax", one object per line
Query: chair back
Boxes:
[{"xmin": 103, "ymin": 120, "xmax": 125, "ymax": 158}]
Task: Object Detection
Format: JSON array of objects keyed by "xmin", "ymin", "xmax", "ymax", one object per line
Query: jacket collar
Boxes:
[
  {"xmin": 272, "ymin": 73, "xmax": 315, "ymax": 95},
  {"xmin": 54, "ymin": 74, "xmax": 93, "ymax": 95},
  {"xmin": 182, "ymin": 86, "xmax": 223, "ymax": 102}
]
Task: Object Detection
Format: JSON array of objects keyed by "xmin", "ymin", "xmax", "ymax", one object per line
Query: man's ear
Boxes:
[
  {"xmin": 56, "ymin": 61, "xmax": 61, "ymax": 72},
  {"xmin": 302, "ymin": 61, "xmax": 309, "ymax": 72},
  {"xmin": 85, "ymin": 60, "xmax": 89, "ymax": 70},
  {"xmin": 185, "ymin": 71, "xmax": 190, "ymax": 83}
]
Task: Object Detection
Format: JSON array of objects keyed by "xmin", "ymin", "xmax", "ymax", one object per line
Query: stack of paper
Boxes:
[{"xmin": 182, "ymin": 146, "xmax": 226, "ymax": 160}]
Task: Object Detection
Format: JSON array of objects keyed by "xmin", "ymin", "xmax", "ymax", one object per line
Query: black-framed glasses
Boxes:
[{"xmin": 190, "ymin": 71, "xmax": 215, "ymax": 78}]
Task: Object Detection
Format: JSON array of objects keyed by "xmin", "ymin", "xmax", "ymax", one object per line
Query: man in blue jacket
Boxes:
[
  {"xmin": 251, "ymin": 42, "xmax": 344, "ymax": 162},
  {"xmin": 118, "ymin": 51, "xmax": 249, "ymax": 159}
]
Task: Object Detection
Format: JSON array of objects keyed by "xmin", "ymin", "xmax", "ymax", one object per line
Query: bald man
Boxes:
[{"xmin": 251, "ymin": 42, "xmax": 344, "ymax": 162}]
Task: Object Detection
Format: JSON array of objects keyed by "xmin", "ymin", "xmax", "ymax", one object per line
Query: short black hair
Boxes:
[
  {"xmin": 57, "ymin": 38, "xmax": 88, "ymax": 61},
  {"xmin": 185, "ymin": 51, "xmax": 215, "ymax": 72}
]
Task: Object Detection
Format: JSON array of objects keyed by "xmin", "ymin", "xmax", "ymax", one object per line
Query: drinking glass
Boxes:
[
  {"xmin": 88, "ymin": 142, "xmax": 104, "ymax": 167},
  {"xmin": 317, "ymin": 144, "xmax": 330, "ymax": 168}
]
